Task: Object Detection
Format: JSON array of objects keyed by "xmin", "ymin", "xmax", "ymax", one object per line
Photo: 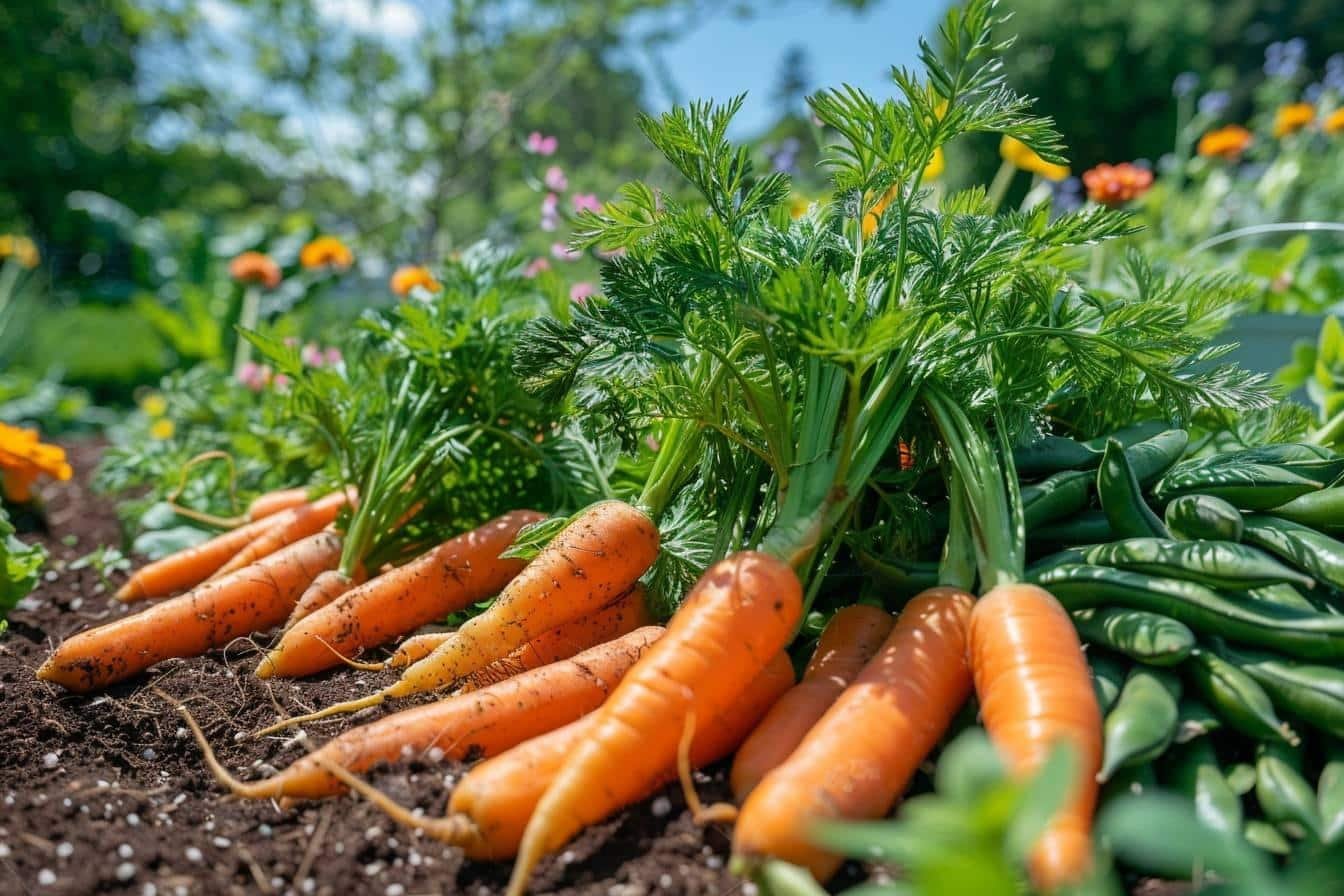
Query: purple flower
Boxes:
[
  {"xmin": 1049, "ymin": 177, "xmax": 1083, "ymax": 216},
  {"xmin": 1172, "ymin": 71, "xmax": 1199, "ymax": 98},
  {"xmin": 768, "ymin": 136, "xmax": 801, "ymax": 173},
  {"xmin": 523, "ymin": 257, "xmax": 551, "ymax": 278},
  {"xmin": 569, "ymin": 282, "xmax": 596, "ymax": 304},
  {"xmin": 572, "ymin": 193, "xmax": 602, "ymax": 214},
  {"xmin": 1325, "ymin": 54, "xmax": 1344, "ymax": 93},
  {"xmin": 543, "ymin": 166, "xmax": 568, "ymax": 191},
  {"xmin": 1265, "ymin": 38, "xmax": 1307, "ymax": 78},
  {"xmin": 1198, "ymin": 91, "xmax": 1231, "ymax": 117},
  {"xmin": 551, "ymin": 242, "xmax": 581, "ymax": 262},
  {"xmin": 540, "ymin": 192, "xmax": 561, "ymax": 231},
  {"xmin": 526, "ymin": 132, "xmax": 558, "ymax": 156}
]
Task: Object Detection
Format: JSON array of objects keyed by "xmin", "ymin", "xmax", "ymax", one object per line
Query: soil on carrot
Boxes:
[{"xmin": 1, "ymin": 443, "xmax": 1180, "ymax": 896}]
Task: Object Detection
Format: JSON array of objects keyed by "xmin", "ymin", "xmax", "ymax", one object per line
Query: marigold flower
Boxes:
[
  {"xmin": 0, "ymin": 235, "xmax": 40, "ymax": 269},
  {"xmin": 923, "ymin": 147, "xmax": 946, "ymax": 180},
  {"xmin": 1082, "ymin": 162, "xmax": 1154, "ymax": 207},
  {"xmin": 1273, "ymin": 103, "xmax": 1314, "ymax": 138},
  {"xmin": 389, "ymin": 265, "xmax": 440, "ymax": 298},
  {"xmin": 229, "ymin": 251, "xmax": 282, "ymax": 289},
  {"xmin": 999, "ymin": 136, "xmax": 1069, "ymax": 181},
  {"xmin": 299, "ymin": 236, "xmax": 353, "ymax": 271},
  {"xmin": 0, "ymin": 422, "xmax": 72, "ymax": 503},
  {"xmin": 1197, "ymin": 124, "xmax": 1253, "ymax": 160},
  {"xmin": 862, "ymin": 187, "xmax": 897, "ymax": 239},
  {"xmin": 149, "ymin": 418, "xmax": 176, "ymax": 440},
  {"xmin": 1325, "ymin": 109, "xmax": 1344, "ymax": 136}
]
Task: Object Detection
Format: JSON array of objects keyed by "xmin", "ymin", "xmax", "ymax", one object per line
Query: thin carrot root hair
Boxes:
[
  {"xmin": 313, "ymin": 635, "xmax": 388, "ymax": 672},
  {"xmin": 154, "ymin": 687, "xmax": 271, "ymax": 800},
  {"xmin": 677, "ymin": 710, "xmax": 738, "ymax": 825},
  {"xmin": 308, "ymin": 755, "xmax": 477, "ymax": 844},
  {"xmin": 165, "ymin": 450, "xmax": 244, "ymax": 529},
  {"xmin": 252, "ymin": 691, "xmax": 388, "ymax": 738}
]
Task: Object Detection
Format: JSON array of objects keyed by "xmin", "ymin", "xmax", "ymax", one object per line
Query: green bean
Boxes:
[
  {"xmin": 1021, "ymin": 469, "xmax": 1092, "ymax": 529},
  {"xmin": 1072, "ymin": 607, "xmax": 1194, "ymax": 666},
  {"xmin": 1244, "ymin": 819, "xmax": 1292, "ymax": 855},
  {"xmin": 1031, "ymin": 509, "xmax": 1114, "ymax": 547},
  {"xmin": 1214, "ymin": 639, "xmax": 1344, "ymax": 739},
  {"xmin": 1081, "ymin": 538, "xmax": 1314, "ymax": 590},
  {"xmin": 1013, "ymin": 435, "xmax": 1101, "ymax": 478},
  {"xmin": 1124, "ymin": 429, "xmax": 1190, "ymax": 487},
  {"xmin": 1266, "ymin": 488, "xmax": 1344, "ymax": 535},
  {"xmin": 1099, "ymin": 667, "xmax": 1181, "ymax": 781},
  {"xmin": 1186, "ymin": 649, "xmax": 1298, "ymax": 745},
  {"xmin": 1089, "ymin": 649, "xmax": 1128, "ymax": 715},
  {"xmin": 1174, "ymin": 697, "xmax": 1222, "ymax": 744},
  {"xmin": 1318, "ymin": 753, "xmax": 1344, "ymax": 844},
  {"xmin": 1244, "ymin": 515, "xmax": 1344, "ymax": 592},
  {"xmin": 1083, "ymin": 421, "xmax": 1169, "ymax": 451},
  {"xmin": 1165, "ymin": 494, "xmax": 1244, "ymax": 542},
  {"xmin": 1256, "ymin": 742, "xmax": 1321, "ymax": 840},
  {"xmin": 1153, "ymin": 462, "xmax": 1323, "ymax": 510},
  {"xmin": 1098, "ymin": 439, "xmax": 1169, "ymax": 539},
  {"xmin": 1164, "ymin": 739, "xmax": 1242, "ymax": 838}
]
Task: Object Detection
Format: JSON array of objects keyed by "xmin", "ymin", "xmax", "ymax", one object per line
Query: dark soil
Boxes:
[{"xmin": 0, "ymin": 443, "xmax": 752, "ymax": 896}]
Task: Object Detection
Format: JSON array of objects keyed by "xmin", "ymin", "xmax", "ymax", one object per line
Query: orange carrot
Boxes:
[
  {"xmin": 505, "ymin": 549, "xmax": 802, "ymax": 896},
  {"xmin": 257, "ymin": 500, "xmax": 658, "ymax": 729},
  {"xmin": 284, "ymin": 566, "xmax": 366, "ymax": 629},
  {"xmin": 114, "ymin": 514, "xmax": 281, "ymax": 602},
  {"xmin": 327, "ymin": 651, "xmax": 795, "ymax": 861},
  {"xmin": 455, "ymin": 584, "xmax": 653, "ymax": 692},
  {"xmin": 256, "ymin": 510, "xmax": 543, "ymax": 679},
  {"xmin": 179, "ymin": 627, "xmax": 663, "ymax": 801},
  {"xmin": 970, "ymin": 583, "xmax": 1102, "ymax": 890},
  {"xmin": 211, "ymin": 490, "xmax": 352, "ymax": 579},
  {"xmin": 729, "ymin": 603, "xmax": 893, "ymax": 800},
  {"xmin": 38, "ymin": 532, "xmax": 342, "ymax": 693},
  {"xmin": 246, "ymin": 486, "xmax": 312, "ymax": 521},
  {"xmin": 731, "ymin": 588, "xmax": 974, "ymax": 882}
]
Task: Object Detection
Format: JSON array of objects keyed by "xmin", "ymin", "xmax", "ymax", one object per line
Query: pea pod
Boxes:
[
  {"xmin": 1165, "ymin": 494, "xmax": 1244, "ymax": 542},
  {"xmin": 1100, "ymin": 667, "xmax": 1181, "ymax": 781},
  {"xmin": 1319, "ymin": 753, "xmax": 1344, "ymax": 844},
  {"xmin": 1174, "ymin": 697, "xmax": 1222, "ymax": 743},
  {"xmin": 1153, "ymin": 462, "xmax": 1323, "ymax": 510},
  {"xmin": 1014, "ymin": 436, "xmax": 1102, "ymax": 478},
  {"xmin": 1080, "ymin": 538, "xmax": 1314, "ymax": 591},
  {"xmin": 1089, "ymin": 649, "xmax": 1128, "ymax": 714},
  {"xmin": 1031, "ymin": 509, "xmax": 1114, "ymax": 547},
  {"xmin": 1256, "ymin": 742, "xmax": 1321, "ymax": 840},
  {"xmin": 1031, "ymin": 564, "xmax": 1344, "ymax": 661},
  {"xmin": 1098, "ymin": 439, "xmax": 1169, "ymax": 539},
  {"xmin": 1186, "ymin": 649, "xmax": 1298, "ymax": 745},
  {"xmin": 1021, "ymin": 469, "xmax": 1092, "ymax": 529},
  {"xmin": 1072, "ymin": 607, "xmax": 1194, "ymax": 666},
  {"xmin": 1124, "ymin": 429, "xmax": 1190, "ymax": 487},
  {"xmin": 1227, "ymin": 763, "xmax": 1257, "ymax": 796},
  {"xmin": 1083, "ymin": 420, "xmax": 1169, "ymax": 451},
  {"xmin": 1101, "ymin": 763, "xmax": 1158, "ymax": 806},
  {"xmin": 1243, "ymin": 515, "xmax": 1344, "ymax": 592},
  {"xmin": 1239, "ymin": 583, "xmax": 1317, "ymax": 612},
  {"xmin": 1208, "ymin": 443, "xmax": 1344, "ymax": 486},
  {"xmin": 1244, "ymin": 819, "xmax": 1292, "ymax": 855},
  {"xmin": 1164, "ymin": 739, "xmax": 1243, "ymax": 838},
  {"xmin": 1213, "ymin": 639, "xmax": 1344, "ymax": 739},
  {"xmin": 1025, "ymin": 548, "xmax": 1087, "ymax": 580},
  {"xmin": 1266, "ymin": 488, "xmax": 1344, "ymax": 535}
]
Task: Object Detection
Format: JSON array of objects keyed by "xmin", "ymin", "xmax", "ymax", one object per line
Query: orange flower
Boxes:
[
  {"xmin": 1197, "ymin": 124, "xmax": 1253, "ymax": 160},
  {"xmin": 999, "ymin": 136, "xmax": 1070, "ymax": 181},
  {"xmin": 0, "ymin": 235, "xmax": 40, "ymax": 269},
  {"xmin": 1325, "ymin": 109, "xmax": 1344, "ymax": 136},
  {"xmin": 1273, "ymin": 103, "xmax": 1314, "ymax": 138},
  {"xmin": 0, "ymin": 422, "xmax": 72, "ymax": 503},
  {"xmin": 390, "ymin": 265, "xmax": 441, "ymax": 297},
  {"xmin": 229, "ymin": 251, "xmax": 282, "ymax": 289},
  {"xmin": 299, "ymin": 236, "xmax": 354, "ymax": 271},
  {"xmin": 862, "ymin": 187, "xmax": 897, "ymax": 239},
  {"xmin": 1081, "ymin": 162, "xmax": 1154, "ymax": 207}
]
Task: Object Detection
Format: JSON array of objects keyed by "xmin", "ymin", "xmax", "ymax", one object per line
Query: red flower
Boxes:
[
  {"xmin": 229, "ymin": 251, "xmax": 282, "ymax": 289},
  {"xmin": 1081, "ymin": 163, "xmax": 1153, "ymax": 207}
]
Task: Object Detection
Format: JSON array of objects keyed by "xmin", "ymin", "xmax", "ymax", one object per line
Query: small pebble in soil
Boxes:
[
  {"xmin": 301, "ymin": 878, "xmax": 316, "ymax": 894},
  {"xmin": 70, "ymin": 597, "xmax": 83, "ymax": 610},
  {"xmin": 333, "ymin": 842, "xmax": 345, "ymax": 855},
  {"xmin": 141, "ymin": 884, "xmax": 157, "ymax": 896},
  {"xmin": 141, "ymin": 748, "xmax": 156, "ymax": 761},
  {"xmin": 386, "ymin": 885, "xmax": 406, "ymax": 896},
  {"xmin": 212, "ymin": 837, "xmax": 231, "ymax": 848},
  {"xmin": 37, "ymin": 869, "xmax": 56, "ymax": 886},
  {"xmin": 127, "ymin": 813, "xmax": 141, "ymax": 826},
  {"xmin": 659, "ymin": 875, "xmax": 673, "ymax": 889},
  {"xmin": 706, "ymin": 855, "xmax": 724, "ymax": 869},
  {"xmin": 0, "ymin": 844, "xmax": 9, "ymax": 859},
  {"xmin": 185, "ymin": 847, "xmax": 203, "ymax": 863},
  {"xmin": 427, "ymin": 747, "xmax": 445, "ymax": 762},
  {"xmin": 42, "ymin": 752, "xmax": 60, "ymax": 768},
  {"xmin": 258, "ymin": 823, "xmax": 273, "ymax": 837},
  {"xmin": 56, "ymin": 843, "xmax": 74, "ymax": 859},
  {"xmin": 118, "ymin": 844, "xmax": 134, "ymax": 859},
  {"xmin": 651, "ymin": 796, "xmax": 672, "ymax": 817},
  {"xmin": 115, "ymin": 862, "xmax": 136, "ymax": 882},
  {"xmin": 365, "ymin": 862, "xmax": 385, "ymax": 877},
  {"xmin": 561, "ymin": 850, "xmax": 576, "ymax": 865}
]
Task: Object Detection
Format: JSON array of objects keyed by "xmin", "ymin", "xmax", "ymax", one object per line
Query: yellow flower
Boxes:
[
  {"xmin": 390, "ymin": 265, "xmax": 441, "ymax": 297},
  {"xmin": 299, "ymin": 235, "xmax": 354, "ymax": 271},
  {"xmin": 789, "ymin": 195, "xmax": 812, "ymax": 220},
  {"xmin": 1197, "ymin": 124, "xmax": 1253, "ymax": 160},
  {"xmin": 1325, "ymin": 109, "xmax": 1344, "ymax": 136},
  {"xmin": 999, "ymin": 136, "xmax": 1070, "ymax": 181},
  {"xmin": 924, "ymin": 147, "xmax": 946, "ymax": 180},
  {"xmin": 0, "ymin": 235, "xmax": 40, "ymax": 269},
  {"xmin": 149, "ymin": 418, "xmax": 176, "ymax": 440},
  {"xmin": 0, "ymin": 422, "xmax": 72, "ymax": 503},
  {"xmin": 139, "ymin": 393, "xmax": 168, "ymax": 418},
  {"xmin": 1273, "ymin": 103, "xmax": 1314, "ymax": 138}
]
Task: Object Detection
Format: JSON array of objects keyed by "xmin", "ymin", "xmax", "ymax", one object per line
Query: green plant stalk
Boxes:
[
  {"xmin": 232, "ymin": 286, "xmax": 262, "ymax": 376},
  {"xmin": 985, "ymin": 158, "xmax": 1017, "ymax": 213}
]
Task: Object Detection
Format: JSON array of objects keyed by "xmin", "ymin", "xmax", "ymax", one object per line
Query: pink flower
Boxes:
[
  {"xmin": 541, "ymin": 193, "xmax": 558, "ymax": 214},
  {"xmin": 283, "ymin": 336, "xmax": 299, "ymax": 349},
  {"xmin": 237, "ymin": 361, "xmax": 268, "ymax": 392},
  {"xmin": 543, "ymin": 166, "xmax": 568, "ymax": 191},
  {"xmin": 572, "ymin": 193, "xmax": 602, "ymax": 214},
  {"xmin": 301, "ymin": 343, "xmax": 325, "ymax": 367},
  {"xmin": 526, "ymin": 132, "xmax": 558, "ymax": 156},
  {"xmin": 644, "ymin": 435, "xmax": 660, "ymax": 453},
  {"xmin": 551, "ymin": 242, "xmax": 581, "ymax": 262},
  {"xmin": 569, "ymin": 282, "xmax": 597, "ymax": 304},
  {"xmin": 523, "ymin": 257, "xmax": 551, "ymax": 278},
  {"xmin": 272, "ymin": 373, "xmax": 292, "ymax": 392},
  {"xmin": 540, "ymin": 214, "xmax": 559, "ymax": 232},
  {"xmin": 324, "ymin": 347, "xmax": 343, "ymax": 366}
]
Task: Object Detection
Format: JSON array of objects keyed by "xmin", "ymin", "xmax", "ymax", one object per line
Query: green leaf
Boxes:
[
  {"xmin": 498, "ymin": 515, "xmax": 570, "ymax": 562},
  {"xmin": 933, "ymin": 729, "xmax": 1005, "ymax": 803},
  {"xmin": 1099, "ymin": 793, "xmax": 1275, "ymax": 887},
  {"xmin": 131, "ymin": 526, "xmax": 212, "ymax": 561},
  {"xmin": 1004, "ymin": 741, "xmax": 1078, "ymax": 862},
  {"xmin": 0, "ymin": 508, "xmax": 46, "ymax": 632}
]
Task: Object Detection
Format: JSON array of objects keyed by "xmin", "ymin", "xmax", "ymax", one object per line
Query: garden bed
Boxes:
[{"xmin": 0, "ymin": 443, "xmax": 748, "ymax": 896}]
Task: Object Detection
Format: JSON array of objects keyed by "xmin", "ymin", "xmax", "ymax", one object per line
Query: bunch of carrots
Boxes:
[{"xmin": 37, "ymin": 1, "xmax": 1286, "ymax": 893}]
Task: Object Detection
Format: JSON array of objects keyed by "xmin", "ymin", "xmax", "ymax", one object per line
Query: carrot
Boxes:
[
  {"xmin": 505, "ymin": 549, "xmax": 802, "ymax": 896},
  {"xmin": 114, "ymin": 514, "xmax": 281, "ymax": 602},
  {"xmin": 211, "ymin": 489, "xmax": 352, "ymax": 579},
  {"xmin": 284, "ymin": 566, "xmax": 366, "ymax": 629},
  {"xmin": 38, "ymin": 532, "xmax": 342, "ymax": 693},
  {"xmin": 179, "ymin": 627, "xmax": 663, "ymax": 801},
  {"xmin": 456, "ymin": 584, "xmax": 653, "ymax": 692},
  {"xmin": 246, "ymin": 486, "xmax": 312, "ymax": 521},
  {"xmin": 257, "ymin": 500, "xmax": 658, "ymax": 729},
  {"xmin": 970, "ymin": 583, "xmax": 1102, "ymax": 890},
  {"xmin": 256, "ymin": 509, "xmax": 543, "ymax": 679},
  {"xmin": 731, "ymin": 588, "xmax": 974, "ymax": 882},
  {"xmin": 729, "ymin": 603, "xmax": 893, "ymax": 800},
  {"xmin": 326, "ymin": 651, "xmax": 795, "ymax": 862}
]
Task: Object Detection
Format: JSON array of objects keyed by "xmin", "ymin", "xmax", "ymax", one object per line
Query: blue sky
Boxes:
[{"xmin": 636, "ymin": 0, "xmax": 946, "ymax": 134}]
